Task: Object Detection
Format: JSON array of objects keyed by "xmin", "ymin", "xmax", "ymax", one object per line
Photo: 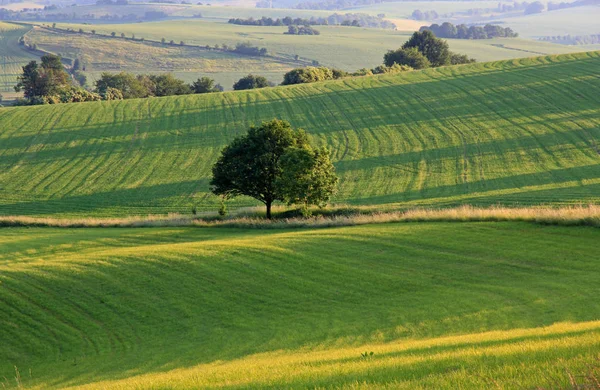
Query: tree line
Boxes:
[
  {"xmin": 411, "ymin": 0, "xmax": 550, "ymax": 21},
  {"xmin": 539, "ymin": 34, "xmax": 600, "ymax": 45},
  {"xmin": 13, "ymin": 54, "xmax": 225, "ymax": 105},
  {"xmin": 291, "ymin": 0, "xmax": 382, "ymax": 10},
  {"xmin": 228, "ymin": 13, "xmax": 395, "ymax": 29},
  {"xmin": 420, "ymin": 23, "xmax": 518, "ymax": 39},
  {"xmin": 15, "ymin": 31, "xmax": 475, "ymax": 105},
  {"xmin": 285, "ymin": 25, "xmax": 320, "ymax": 35}
]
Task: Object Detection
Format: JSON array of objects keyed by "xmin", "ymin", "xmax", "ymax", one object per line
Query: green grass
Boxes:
[
  {"xmin": 1, "ymin": 51, "xmax": 599, "ymax": 217},
  {"xmin": 0, "ymin": 222, "xmax": 599, "ymax": 388},
  {"xmin": 0, "ymin": 22, "xmax": 38, "ymax": 94},
  {"xmin": 49, "ymin": 19, "xmax": 586, "ymax": 71}
]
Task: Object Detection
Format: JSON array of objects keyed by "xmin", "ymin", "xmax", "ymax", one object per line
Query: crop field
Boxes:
[
  {"xmin": 0, "ymin": 22, "xmax": 38, "ymax": 94},
  {"xmin": 0, "ymin": 51, "xmax": 599, "ymax": 216},
  {"xmin": 0, "ymin": 222, "xmax": 599, "ymax": 388},
  {"xmin": 50, "ymin": 19, "xmax": 584, "ymax": 71},
  {"xmin": 25, "ymin": 27, "xmax": 294, "ymax": 88}
]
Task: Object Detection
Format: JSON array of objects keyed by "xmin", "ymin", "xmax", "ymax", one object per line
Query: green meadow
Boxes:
[
  {"xmin": 48, "ymin": 19, "xmax": 584, "ymax": 71},
  {"xmin": 0, "ymin": 51, "xmax": 599, "ymax": 216},
  {"xmin": 0, "ymin": 22, "xmax": 38, "ymax": 95},
  {"xmin": 1, "ymin": 222, "xmax": 599, "ymax": 388}
]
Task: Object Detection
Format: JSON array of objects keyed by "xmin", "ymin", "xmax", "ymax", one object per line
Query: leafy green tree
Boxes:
[
  {"xmin": 383, "ymin": 47, "xmax": 430, "ymax": 69},
  {"xmin": 449, "ymin": 52, "xmax": 476, "ymax": 65},
  {"xmin": 191, "ymin": 77, "xmax": 222, "ymax": 93},
  {"xmin": 15, "ymin": 54, "xmax": 71, "ymax": 100},
  {"xmin": 402, "ymin": 30, "xmax": 450, "ymax": 67},
  {"xmin": 232, "ymin": 74, "xmax": 269, "ymax": 90},
  {"xmin": 281, "ymin": 66, "xmax": 334, "ymax": 85},
  {"xmin": 148, "ymin": 74, "xmax": 192, "ymax": 96},
  {"xmin": 95, "ymin": 72, "xmax": 150, "ymax": 99},
  {"xmin": 211, "ymin": 119, "xmax": 337, "ymax": 219}
]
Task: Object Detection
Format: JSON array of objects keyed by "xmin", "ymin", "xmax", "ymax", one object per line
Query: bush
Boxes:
[
  {"xmin": 384, "ymin": 47, "xmax": 431, "ymax": 69},
  {"xmin": 233, "ymin": 74, "xmax": 269, "ymax": 90},
  {"xmin": 282, "ymin": 66, "xmax": 334, "ymax": 85},
  {"xmin": 371, "ymin": 63, "xmax": 413, "ymax": 74}
]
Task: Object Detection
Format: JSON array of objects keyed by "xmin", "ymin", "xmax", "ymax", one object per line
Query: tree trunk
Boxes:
[{"xmin": 266, "ymin": 200, "xmax": 272, "ymax": 220}]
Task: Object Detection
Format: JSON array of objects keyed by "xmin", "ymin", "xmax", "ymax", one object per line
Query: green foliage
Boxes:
[
  {"xmin": 450, "ymin": 52, "xmax": 476, "ymax": 65},
  {"xmin": 277, "ymin": 145, "xmax": 338, "ymax": 210},
  {"xmin": 383, "ymin": 47, "xmax": 431, "ymax": 69},
  {"xmin": 282, "ymin": 66, "xmax": 334, "ymax": 85},
  {"xmin": 401, "ymin": 30, "xmax": 450, "ymax": 67},
  {"xmin": 95, "ymin": 72, "xmax": 150, "ymax": 99},
  {"xmin": 371, "ymin": 63, "xmax": 413, "ymax": 74},
  {"xmin": 233, "ymin": 74, "xmax": 269, "ymax": 90},
  {"xmin": 211, "ymin": 119, "xmax": 337, "ymax": 218},
  {"xmin": 14, "ymin": 54, "xmax": 72, "ymax": 102},
  {"xmin": 147, "ymin": 74, "xmax": 192, "ymax": 96},
  {"xmin": 191, "ymin": 77, "xmax": 222, "ymax": 93}
]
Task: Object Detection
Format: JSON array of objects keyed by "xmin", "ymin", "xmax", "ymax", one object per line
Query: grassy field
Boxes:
[
  {"xmin": 48, "ymin": 19, "xmax": 585, "ymax": 71},
  {"xmin": 1, "ymin": 222, "xmax": 599, "ymax": 389},
  {"xmin": 0, "ymin": 22, "xmax": 38, "ymax": 94},
  {"xmin": 25, "ymin": 26, "xmax": 295, "ymax": 88},
  {"xmin": 491, "ymin": 5, "xmax": 600, "ymax": 39},
  {"xmin": 0, "ymin": 51, "xmax": 599, "ymax": 216}
]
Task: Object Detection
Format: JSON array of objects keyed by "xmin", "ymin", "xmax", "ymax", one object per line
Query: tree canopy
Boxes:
[
  {"xmin": 384, "ymin": 47, "xmax": 431, "ymax": 69},
  {"xmin": 210, "ymin": 119, "xmax": 338, "ymax": 218},
  {"xmin": 233, "ymin": 74, "xmax": 270, "ymax": 90}
]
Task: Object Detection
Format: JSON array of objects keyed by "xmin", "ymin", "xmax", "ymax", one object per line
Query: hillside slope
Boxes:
[
  {"xmin": 0, "ymin": 52, "xmax": 599, "ymax": 216},
  {"xmin": 1, "ymin": 222, "xmax": 600, "ymax": 388}
]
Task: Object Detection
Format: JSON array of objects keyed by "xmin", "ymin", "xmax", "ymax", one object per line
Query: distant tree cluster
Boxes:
[
  {"xmin": 281, "ymin": 63, "xmax": 411, "ymax": 86},
  {"xmin": 293, "ymin": 0, "xmax": 382, "ymax": 10},
  {"xmin": 95, "ymin": 0, "xmax": 129, "ymax": 5},
  {"xmin": 524, "ymin": 1, "xmax": 545, "ymax": 14},
  {"xmin": 14, "ymin": 54, "xmax": 105, "ymax": 105},
  {"xmin": 285, "ymin": 25, "xmax": 320, "ymax": 35},
  {"xmin": 548, "ymin": 0, "xmax": 599, "ymax": 11},
  {"xmin": 384, "ymin": 30, "xmax": 475, "ymax": 69},
  {"xmin": 95, "ymin": 73, "xmax": 223, "ymax": 99},
  {"xmin": 232, "ymin": 74, "xmax": 271, "ymax": 90},
  {"xmin": 539, "ymin": 34, "xmax": 600, "ymax": 45},
  {"xmin": 229, "ymin": 16, "xmax": 318, "ymax": 26},
  {"xmin": 229, "ymin": 13, "xmax": 394, "ymax": 29},
  {"xmin": 420, "ymin": 23, "xmax": 518, "ymax": 39},
  {"xmin": 231, "ymin": 42, "xmax": 268, "ymax": 56},
  {"xmin": 14, "ymin": 58, "xmax": 224, "ymax": 105},
  {"xmin": 411, "ymin": 10, "xmax": 439, "ymax": 20}
]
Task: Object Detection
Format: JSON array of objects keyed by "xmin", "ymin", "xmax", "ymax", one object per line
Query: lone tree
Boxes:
[{"xmin": 210, "ymin": 119, "xmax": 338, "ymax": 219}]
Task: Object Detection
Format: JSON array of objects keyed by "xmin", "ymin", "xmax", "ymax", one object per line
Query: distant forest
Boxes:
[
  {"xmin": 539, "ymin": 34, "xmax": 600, "ymax": 45},
  {"xmin": 228, "ymin": 13, "xmax": 395, "ymax": 29},
  {"xmin": 420, "ymin": 22, "xmax": 518, "ymax": 39}
]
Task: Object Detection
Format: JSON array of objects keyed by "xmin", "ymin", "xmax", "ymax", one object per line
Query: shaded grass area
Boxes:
[
  {"xmin": 0, "ymin": 52, "xmax": 599, "ymax": 217},
  {"xmin": 0, "ymin": 222, "xmax": 599, "ymax": 388}
]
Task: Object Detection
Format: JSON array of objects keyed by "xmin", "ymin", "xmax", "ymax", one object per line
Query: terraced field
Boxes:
[
  {"xmin": 0, "ymin": 22, "xmax": 38, "ymax": 94},
  {"xmin": 1, "ymin": 222, "xmax": 599, "ymax": 389},
  {"xmin": 1, "ymin": 52, "xmax": 599, "ymax": 216}
]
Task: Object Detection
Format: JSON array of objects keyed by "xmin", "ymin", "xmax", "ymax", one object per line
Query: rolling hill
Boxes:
[
  {"xmin": 0, "ymin": 22, "xmax": 38, "ymax": 95},
  {"xmin": 0, "ymin": 51, "xmax": 599, "ymax": 216},
  {"xmin": 1, "ymin": 222, "xmax": 600, "ymax": 388}
]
